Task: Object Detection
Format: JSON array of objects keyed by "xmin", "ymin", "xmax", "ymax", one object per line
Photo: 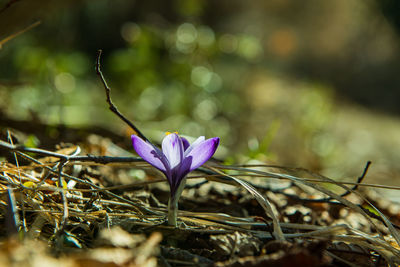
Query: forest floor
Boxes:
[{"xmin": 0, "ymin": 123, "xmax": 400, "ymax": 267}]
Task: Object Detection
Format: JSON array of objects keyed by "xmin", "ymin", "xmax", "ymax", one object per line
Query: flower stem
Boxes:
[
  {"xmin": 167, "ymin": 177, "xmax": 187, "ymax": 227},
  {"xmin": 167, "ymin": 196, "xmax": 178, "ymax": 227}
]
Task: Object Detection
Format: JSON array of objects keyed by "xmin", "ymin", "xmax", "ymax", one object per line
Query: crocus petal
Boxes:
[
  {"xmin": 175, "ymin": 156, "xmax": 193, "ymax": 186},
  {"xmin": 131, "ymin": 135, "xmax": 168, "ymax": 172},
  {"xmin": 181, "ymin": 137, "xmax": 190, "ymax": 151},
  {"xmin": 162, "ymin": 133, "xmax": 184, "ymax": 169},
  {"xmin": 185, "ymin": 137, "xmax": 219, "ymax": 172},
  {"xmin": 183, "ymin": 136, "xmax": 205, "ymax": 156}
]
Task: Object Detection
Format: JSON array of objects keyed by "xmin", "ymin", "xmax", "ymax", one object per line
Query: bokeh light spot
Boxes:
[
  {"xmin": 121, "ymin": 22, "xmax": 141, "ymax": 43},
  {"xmin": 177, "ymin": 23, "xmax": 197, "ymax": 44},
  {"xmin": 191, "ymin": 66, "xmax": 212, "ymax": 87},
  {"xmin": 54, "ymin": 72, "xmax": 76, "ymax": 93},
  {"xmin": 237, "ymin": 35, "xmax": 263, "ymax": 60},
  {"xmin": 193, "ymin": 99, "xmax": 218, "ymax": 121}
]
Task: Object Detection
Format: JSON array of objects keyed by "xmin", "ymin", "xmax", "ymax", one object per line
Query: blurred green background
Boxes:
[{"xmin": 1, "ymin": 0, "xmax": 400, "ymax": 187}]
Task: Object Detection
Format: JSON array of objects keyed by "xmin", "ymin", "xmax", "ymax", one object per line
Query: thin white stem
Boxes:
[
  {"xmin": 167, "ymin": 177, "xmax": 187, "ymax": 227},
  {"xmin": 167, "ymin": 196, "xmax": 178, "ymax": 227}
]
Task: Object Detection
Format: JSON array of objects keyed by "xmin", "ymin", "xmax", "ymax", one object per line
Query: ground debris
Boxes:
[
  {"xmin": 216, "ymin": 241, "xmax": 331, "ymax": 267},
  {"xmin": 209, "ymin": 231, "xmax": 262, "ymax": 259},
  {"xmin": 161, "ymin": 246, "xmax": 214, "ymax": 266},
  {"xmin": 0, "ymin": 134, "xmax": 399, "ymax": 266}
]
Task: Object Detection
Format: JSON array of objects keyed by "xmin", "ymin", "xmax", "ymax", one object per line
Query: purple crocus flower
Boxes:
[{"xmin": 131, "ymin": 132, "xmax": 219, "ymax": 226}]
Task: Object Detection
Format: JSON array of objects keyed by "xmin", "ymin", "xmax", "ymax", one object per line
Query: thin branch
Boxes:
[
  {"xmin": 96, "ymin": 49, "xmax": 149, "ymax": 142},
  {"xmin": 0, "ymin": 20, "xmax": 41, "ymax": 48},
  {"xmin": 338, "ymin": 161, "xmax": 371, "ymax": 198},
  {"xmin": 294, "ymin": 161, "xmax": 371, "ymax": 202},
  {"xmin": 0, "ymin": 140, "xmax": 142, "ymax": 163},
  {"xmin": 217, "ymin": 161, "xmax": 372, "ymax": 201}
]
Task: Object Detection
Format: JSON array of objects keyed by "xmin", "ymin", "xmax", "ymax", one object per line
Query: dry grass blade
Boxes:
[
  {"xmin": 214, "ymin": 164, "xmax": 400, "ymax": 263},
  {"xmin": 5, "ymin": 186, "xmax": 19, "ymax": 236},
  {"xmin": 221, "ymin": 166, "xmax": 380, "ymax": 227},
  {"xmin": 208, "ymin": 166, "xmax": 285, "ymax": 241},
  {"xmin": 274, "ymin": 169, "xmax": 400, "ymax": 246},
  {"xmin": 368, "ymin": 202, "xmax": 400, "ymax": 247}
]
